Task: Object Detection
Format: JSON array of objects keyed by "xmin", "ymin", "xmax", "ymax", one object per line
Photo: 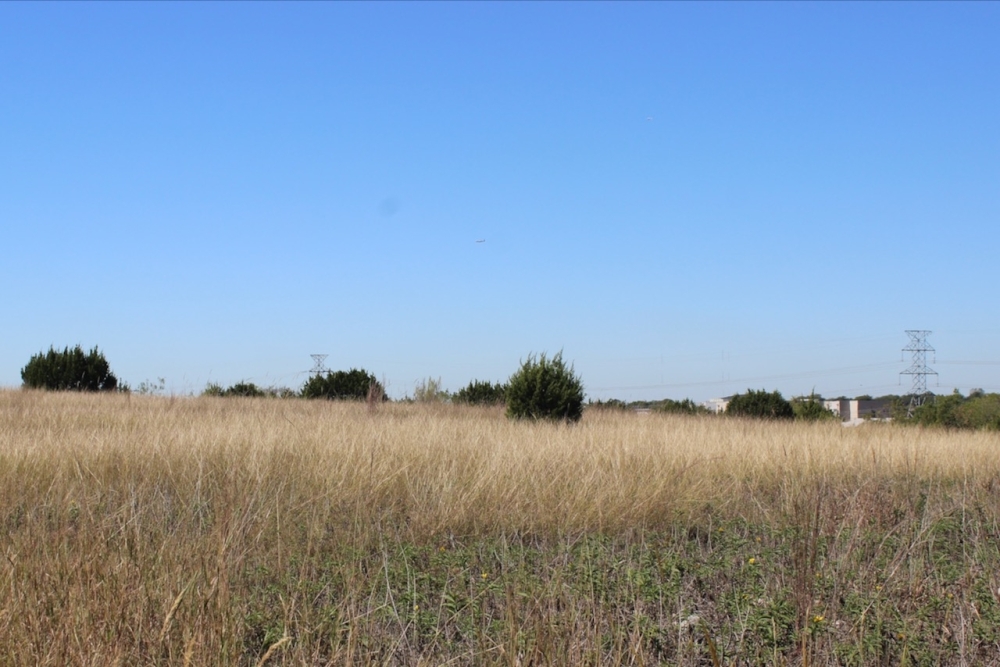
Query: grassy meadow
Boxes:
[{"xmin": 2, "ymin": 390, "xmax": 1000, "ymax": 665}]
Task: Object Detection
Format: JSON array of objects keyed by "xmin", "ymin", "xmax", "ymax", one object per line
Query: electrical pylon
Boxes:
[
  {"xmin": 900, "ymin": 330, "xmax": 937, "ymax": 418},
  {"xmin": 310, "ymin": 354, "xmax": 329, "ymax": 376}
]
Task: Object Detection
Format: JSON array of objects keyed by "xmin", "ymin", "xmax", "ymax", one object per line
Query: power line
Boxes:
[{"xmin": 587, "ymin": 362, "xmax": 899, "ymax": 392}]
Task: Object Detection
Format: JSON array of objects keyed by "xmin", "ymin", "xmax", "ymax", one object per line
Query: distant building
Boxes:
[
  {"xmin": 823, "ymin": 398, "xmax": 893, "ymax": 425},
  {"xmin": 702, "ymin": 396, "xmax": 734, "ymax": 414}
]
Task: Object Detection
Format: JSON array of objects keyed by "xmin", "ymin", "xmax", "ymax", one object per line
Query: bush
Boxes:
[
  {"xmin": 911, "ymin": 390, "xmax": 1000, "ymax": 430},
  {"xmin": 223, "ymin": 382, "xmax": 266, "ymax": 398},
  {"xmin": 726, "ymin": 389, "xmax": 794, "ymax": 420},
  {"xmin": 506, "ymin": 352, "xmax": 584, "ymax": 423},
  {"xmin": 454, "ymin": 380, "xmax": 508, "ymax": 406},
  {"xmin": 202, "ymin": 383, "xmax": 225, "ymax": 397},
  {"xmin": 586, "ymin": 398, "xmax": 629, "ymax": 411},
  {"xmin": 21, "ymin": 345, "xmax": 119, "ymax": 392},
  {"xmin": 413, "ymin": 377, "xmax": 450, "ymax": 403},
  {"xmin": 791, "ymin": 392, "xmax": 837, "ymax": 421},
  {"xmin": 656, "ymin": 398, "xmax": 709, "ymax": 416},
  {"xmin": 203, "ymin": 382, "xmax": 297, "ymax": 398},
  {"xmin": 301, "ymin": 369, "xmax": 386, "ymax": 401}
]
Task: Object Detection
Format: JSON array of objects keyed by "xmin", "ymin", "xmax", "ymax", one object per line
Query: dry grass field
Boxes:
[{"xmin": 2, "ymin": 389, "xmax": 1000, "ymax": 665}]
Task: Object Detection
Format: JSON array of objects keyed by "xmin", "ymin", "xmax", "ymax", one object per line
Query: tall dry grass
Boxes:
[{"xmin": 2, "ymin": 389, "xmax": 999, "ymax": 664}]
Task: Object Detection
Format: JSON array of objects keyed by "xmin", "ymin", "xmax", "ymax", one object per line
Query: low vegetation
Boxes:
[
  {"xmin": 2, "ymin": 390, "xmax": 1000, "ymax": 665},
  {"xmin": 453, "ymin": 379, "xmax": 508, "ymax": 406}
]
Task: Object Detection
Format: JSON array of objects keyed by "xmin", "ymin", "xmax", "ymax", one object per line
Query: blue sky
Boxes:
[{"xmin": 2, "ymin": 2, "xmax": 998, "ymax": 401}]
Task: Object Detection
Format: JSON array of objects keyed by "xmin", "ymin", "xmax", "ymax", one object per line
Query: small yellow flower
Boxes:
[
  {"xmin": 875, "ymin": 585, "xmax": 883, "ymax": 592},
  {"xmin": 748, "ymin": 557, "xmax": 756, "ymax": 565},
  {"xmin": 755, "ymin": 537, "xmax": 762, "ymax": 542},
  {"xmin": 481, "ymin": 572, "xmax": 488, "ymax": 580},
  {"xmin": 413, "ymin": 605, "xmax": 419, "ymax": 612},
  {"xmin": 439, "ymin": 546, "xmax": 446, "ymax": 552},
  {"xmin": 812, "ymin": 615, "xmax": 824, "ymax": 624}
]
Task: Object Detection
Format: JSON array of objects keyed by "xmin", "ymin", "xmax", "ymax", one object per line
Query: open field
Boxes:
[{"xmin": 2, "ymin": 390, "xmax": 1000, "ymax": 665}]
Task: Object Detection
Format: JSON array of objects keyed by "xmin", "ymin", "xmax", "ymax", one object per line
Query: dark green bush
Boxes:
[
  {"xmin": 505, "ymin": 352, "xmax": 584, "ymax": 423},
  {"xmin": 301, "ymin": 369, "xmax": 386, "ymax": 401},
  {"xmin": 453, "ymin": 380, "xmax": 508, "ymax": 406},
  {"xmin": 223, "ymin": 382, "xmax": 266, "ymax": 398},
  {"xmin": 726, "ymin": 389, "xmax": 794, "ymax": 420},
  {"xmin": 21, "ymin": 345, "xmax": 119, "ymax": 392}
]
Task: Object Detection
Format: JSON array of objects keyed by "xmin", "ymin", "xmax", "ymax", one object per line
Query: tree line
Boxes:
[
  {"xmin": 19, "ymin": 345, "xmax": 1000, "ymax": 430},
  {"xmin": 19, "ymin": 346, "xmax": 584, "ymax": 422}
]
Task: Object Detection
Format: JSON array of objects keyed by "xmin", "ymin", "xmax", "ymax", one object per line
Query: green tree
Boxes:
[
  {"xmin": 910, "ymin": 390, "xmax": 1000, "ymax": 430},
  {"xmin": 726, "ymin": 389, "xmax": 794, "ymax": 420},
  {"xmin": 301, "ymin": 368, "xmax": 385, "ymax": 401},
  {"xmin": 791, "ymin": 392, "xmax": 837, "ymax": 421},
  {"xmin": 21, "ymin": 345, "xmax": 119, "ymax": 392},
  {"xmin": 912, "ymin": 390, "xmax": 964, "ymax": 428},
  {"xmin": 505, "ymin": 352, "xmax": 584, "ymax": 423},
  {"xmin": 957, "ymin": 392, "xmax": 1000, "ymax": 430},
  {"xmin": 453, "ymin": 380, "xmax": 507, "ymax": 406}
]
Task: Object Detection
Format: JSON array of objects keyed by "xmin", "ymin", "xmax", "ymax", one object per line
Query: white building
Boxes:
[
  {"xmin": 823, "ymin": 398, "xmax": 893, "ymax": 425},
  {"xmin": 702, "ymin": 396, "xmax": 734, "ymax": 414}
]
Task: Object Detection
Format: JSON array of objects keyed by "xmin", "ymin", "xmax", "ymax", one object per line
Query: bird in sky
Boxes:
[
  {"xmin": 475, "ymin": 239, "xmax": 486, "ymax": 243},
  {"xmin": 646, "ymin": 116, "xmax": 653, "ymax": 121}
]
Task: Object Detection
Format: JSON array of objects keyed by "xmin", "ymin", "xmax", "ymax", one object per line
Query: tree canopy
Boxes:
[{"xmin": 21, "ymin": 345, "xmax": 119, "ymax": 392}]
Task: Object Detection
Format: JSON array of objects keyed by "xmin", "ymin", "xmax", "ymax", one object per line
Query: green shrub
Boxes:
[
  {"xmin": 505, "ymin": 352, "xmax": 584, "ymax": 423},
  {"xmin": 454, "ymin": 380, "xmax": 507, "ymax": 406},
  {"xmin": 202, "ymin": 383, "xmax": 225, "ymax": 397},
  {"xmin": 223, "ymin": 382, "xmax": 266, "ymax": 398},
  {"xmin": 655, "ymin": 398, "xmax": 709, "ymax": 415},
  {"xmin": 791, "ymin": 392, "xmax": 837, "ymax": 421},
  {"xmin": 301, "ymin": 368, "xmax": 386, "ymax": 401},
  {"xmin": 957, "ymin": 392, "xmax": 1000, "ymax": 430},
  {"xmin": 586, "ymin": 398, "xmax": 629, "ymax": 411},
  {"xmin": 726, "ymin": 389, "xmax": 794, "ymax": 420},
  {"xmin": 21, "ymin": 345, "xmax": 119, "ymax": 392},
  {"xmin": 413, "ymin": 377, "xmax": 450, "ymax": 403},
  {"xmin": 911, "ymin": 390, "xmax": 1000, "ymax": 430}
]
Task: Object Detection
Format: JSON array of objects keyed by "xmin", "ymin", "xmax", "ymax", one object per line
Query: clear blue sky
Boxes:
[{"xmin": 2, "ymin": 2, "xmax": 998, "ymax": 401}]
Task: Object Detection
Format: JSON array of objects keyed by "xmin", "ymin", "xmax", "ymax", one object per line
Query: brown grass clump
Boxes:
[{"xmin": 2, "ymin": 390, "xmax": 999, "ymax": 665}]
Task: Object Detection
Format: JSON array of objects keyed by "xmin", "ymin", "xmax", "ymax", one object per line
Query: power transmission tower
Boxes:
[
  {"xmin": 310, "ymin": 354, "xmax": 329, "ymax": 376},
  {"xmin": 900, "ymin": 330, "xmax": 937, "ymax": 418}
]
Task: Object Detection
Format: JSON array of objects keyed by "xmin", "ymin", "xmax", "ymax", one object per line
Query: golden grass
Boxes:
[
  {"xmin": 2, "ymin": 389, "xmax": 999, "ymax": 664},
  {"xmin": 4, "ymin": 389, "xmax": 996, "ymax": 533}
]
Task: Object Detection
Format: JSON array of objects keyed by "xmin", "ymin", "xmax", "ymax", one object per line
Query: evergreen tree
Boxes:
[
  {"xmin": 506, "ymin": 352, "xmax": 584, "ymax": 423},
  {"xmin": 21, "ymin": 345, "xmax": 119, "ymax": 392}
]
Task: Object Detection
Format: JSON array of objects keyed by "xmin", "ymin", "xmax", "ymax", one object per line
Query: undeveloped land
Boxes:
[{"xmin": 2, "ymin": 390, "xmax": 999, "ymax": 665}]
